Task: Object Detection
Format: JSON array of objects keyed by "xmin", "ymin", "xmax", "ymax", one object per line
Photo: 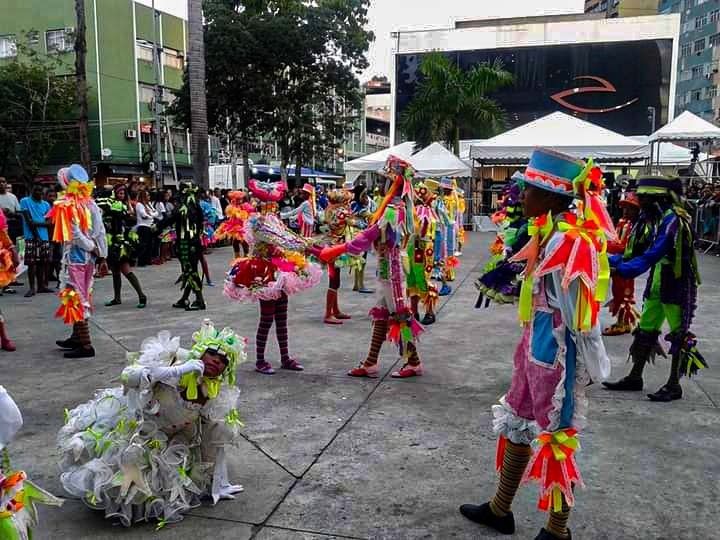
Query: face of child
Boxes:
[
  {"xmin": 521, "ymin": 185, "xmax": 549, "ymax": 218},
  {"xmin": 201, "ymin": 350, "xmax": 228, "ymax": 378}
]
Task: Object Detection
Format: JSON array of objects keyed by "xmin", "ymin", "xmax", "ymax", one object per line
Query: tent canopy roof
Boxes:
[
  {"xmin": 629, "ymin": 136, "xmax": 708, "ymax": 164},
  {"xmin": 470, "ymin": 112, "xmax": 649, "ymax": 163},
  {"xmin": 409, "ymin": 142, "xmax": 472, "ymax": 178},
  {"xmin": 648, "ymin": 110, "xmax": 720, "ymax": 143},
  {"xmin": 343, "ymin": 141, "xmax": 416, "ymax": 172}
]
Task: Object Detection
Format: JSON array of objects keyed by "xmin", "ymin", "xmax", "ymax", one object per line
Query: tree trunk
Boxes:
[
  {"xmin": 188, "ymin": 0, "xmax": 209, "ymax": 189},
  {"xmin": 241, "ymin": 141, "xmax": 250, "ymax": 190},
  {"xmin": 453, "ymin": 122, "xmax": 461, "ymax": 156},
  {"xmin": 75, "ymin": 0, "xmax": 91, "ymax": 173}
]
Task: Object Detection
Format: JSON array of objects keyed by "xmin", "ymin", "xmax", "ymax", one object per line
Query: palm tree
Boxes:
[
  {"xmin": 188, "ymin": 0, "xmax": 209, "ymax": 189},
  {"xmin": 400, "ymin": 52, "xmax": 513, "ymax": 155}
]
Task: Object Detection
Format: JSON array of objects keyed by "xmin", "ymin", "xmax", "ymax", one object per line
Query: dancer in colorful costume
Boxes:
[
  {"xmin": 320, "ymin": 156, "xmax": 425, "ymax": 379},
  {"xmin": 158, "ymin": 183, "xmax": 206, "ymax": 311},
  {"xmin": 460, "ymin": 149, "xmax": 614, "ymax": 540},
  {"xmin": 225, "ymin": 180, "xmax": 322, "ymax": 374},
  {"xmin": 407, "ymin": 182, "xmax": 439, "ymax": 325},
  {"xmin": 603, "ymin": 176, "xmax": 705, "ymax": 402},
  {"xmin": 0, "ymin": 211, "xmax": 18, "ymax": 351},
  {"xmin": 97, "ymin": 184, "xmax": 147, "ymax": 309},
  {"xmin": 321, "ymin": 189, "xmax": 362, "ymax": 325},
  {"xmin": 214, "ymin": 191, "xmax": 254, "ymax": 258},
  {"xmin": 475, "ymin": 181, "xmax": 529, "ymax": 308},
  {"xmin": 1, "ymin": 385, "xmax": 63, "ymax": 538},
  {"xmin": 281, "ymin": 183, "xmax": 316, "ymax": 238},
  {"xmin": 440, "ymin": 177, "xmax": 461, "ymax": 279},
  {"xmin": 58, "ymin": 320, "xmax": 246, "ymax": 527},
  {"xmin": 431, "ymin": 181, "xmax": 456, "ymax": 296},
  {"xmin": 603, "ymin": 192, "xmax": 641, "ymax": 336},
  {"xmin": 50, "ymin": 165, "xmax": 108, "ymax": 358},
  {"xmin": 350, "ymin": 184, "xmax": 375, "ymax": 294}
]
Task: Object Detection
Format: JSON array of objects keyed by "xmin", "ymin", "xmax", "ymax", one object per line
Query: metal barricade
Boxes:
[{"xmin": 694, "ymin": 202, "xmax": 720, "ymax": 254}]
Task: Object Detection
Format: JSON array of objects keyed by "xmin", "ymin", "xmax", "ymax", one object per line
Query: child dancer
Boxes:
[{"xmin": 225, "ymin": 180, "xmax": 322, "ymax": 374}]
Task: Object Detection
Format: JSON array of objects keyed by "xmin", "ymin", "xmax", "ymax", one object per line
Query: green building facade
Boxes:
[{"xmin": 1, "ymin": 0, "xmax": 194, "ymax": 187}]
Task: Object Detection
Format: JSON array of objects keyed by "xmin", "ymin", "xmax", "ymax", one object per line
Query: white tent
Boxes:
[
  {"xmin": 649, "ymin": 110, "xmax": 720, "ymax": 143},
  {"xmin": 410, "ymin": 142, "xmax": 472, "ymax": 178},
  {"xmin": 470, "ymin": 112, "xmax": 649, "ymax": 163},
  {"xmin": 343, "ymin": 141, "xmax": 417, "ymax": 184},
  {"xmin": 629, "ymin": 136, "xmax": 707, "ymax": 164}
]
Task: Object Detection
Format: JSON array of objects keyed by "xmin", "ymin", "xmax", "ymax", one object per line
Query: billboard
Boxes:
[{"xmin": 395, "ymin": 39, "xmax": 674, "ymax": 138}]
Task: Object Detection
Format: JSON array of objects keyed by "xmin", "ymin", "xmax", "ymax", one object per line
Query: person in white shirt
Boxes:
[
  {"xmin": 135, "ymin": 190, "xmax": 158, "ymax": 267},
  {"xmin": 211, "ymin": 188, "xmax": 223, "ymax": 217},
  {"xmin": 0, "ymin": 178, "xmax": 20, "ymax": 215}
]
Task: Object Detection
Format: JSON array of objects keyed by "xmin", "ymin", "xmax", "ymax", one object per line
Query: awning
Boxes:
[
  {"xmin": 410, "ymin": 142, "xmax": 472, "ymax": 178},
  {"xmin": 649, "ymin": 111, "xmax": 720, "ymax": 143}
]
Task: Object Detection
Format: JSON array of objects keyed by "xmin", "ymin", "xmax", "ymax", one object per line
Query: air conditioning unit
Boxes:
[{"xmin": 125, "ymin": 129, "xmax": 137, "ymax": 140}]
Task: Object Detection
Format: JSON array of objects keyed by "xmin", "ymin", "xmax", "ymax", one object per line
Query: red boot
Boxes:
[
  {"xmin": 324, "ymin": 289, "xmax": 343, "ymax": 325},
  {"xmin": 0, "ymin": 321, "xmax": 16, "ymax": 352}
]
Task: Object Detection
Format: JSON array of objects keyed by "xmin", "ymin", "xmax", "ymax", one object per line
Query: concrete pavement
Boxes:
[{"xmin": 2, "ymin": 232, "xmax": 718, "ymax": 539}]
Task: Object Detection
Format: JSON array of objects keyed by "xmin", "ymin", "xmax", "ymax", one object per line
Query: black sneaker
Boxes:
[
  {"xmin": 56, "ymin": 337, "xmax": 80, "ymax": 350},
  {"xmin": 534, "ymin": 527, "xmax": 572, "ymax": 540},
  {"xmin": 459, "ymin": 502, "xmax": 515, "ymax": 535},
  {"xmin": 602, "ymin": 376, "xmax": 643, "ymax": 391},
  {"xmin": 186, "ymin": 301, "xmax": 206, "ymax": 311},
  {"xmin": 647, "ymin": 384, "xmax": 682, "ymax": 402},
  {"xmin": 172, "ymin": 300, "xmax": 188, "ymax": 309},
  {"xmin": 421, "ymin": 313, "xmax": 436, "ymax": 325},
  {"xmin": 64, "ymin": 346, "xmax": 96, "ymax": 359}
]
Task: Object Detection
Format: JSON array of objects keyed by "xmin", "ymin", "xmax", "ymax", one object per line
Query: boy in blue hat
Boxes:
[{"xmin": 460, "ymin": 149, "xmax": 613, "ymax": 540}]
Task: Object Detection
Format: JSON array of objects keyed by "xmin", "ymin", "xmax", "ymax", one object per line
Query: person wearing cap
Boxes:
[
  {"xmin": 460, "ymin": 148, "xmax": 613, "ymax": 540},
  {"xmin": 281, "ymin": 183, "xmax": 316, "ymax": 237},
  {"xmin": 603, "ymin": 176, "xmax": 705, "ymax": 402},
  {"xmin": 50, "ymin": 164, "xmax": 108, "ymax": 358},
  {"xmin": 320, "ymin": 156, "xmax": 425, "ymax": 379},
  {"xmin": 603, "ymin": 192, "xmax": 642, "ymax": 336}
]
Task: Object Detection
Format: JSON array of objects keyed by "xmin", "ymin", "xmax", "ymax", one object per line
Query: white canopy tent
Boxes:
[
  {"xmin": 629, "ymin": 136, "xmax": 708, "ymax": 165},
  {"xmin": 343, "ymin": 141, "xmax": 416, "ymax": 184},
  {"xmin": 409, "ymin": 142, "xmax": 472, "ymax": 178},
  {"xmin": 649, "ymin": 110, "xmax": 720, "ymax": 143},
  {"xmin": 470, "ymin": 112, "xmax": 649, "ymax": 163}
]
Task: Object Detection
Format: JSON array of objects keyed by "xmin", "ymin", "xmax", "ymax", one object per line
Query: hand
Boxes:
[
  {"xmin": 307, "ymin": 246, "xmax": 322, "ymax": 258},
  {"xmin": 96, "ymin": 259, "xmax": 109, "ymax": 277},
  {"xmin": 213, "ymin": 483, "xmax": 244, "ymax": 504},
  {"xmin": 179, "ymin": 359, "xmax": 205, "ymax": 376}
]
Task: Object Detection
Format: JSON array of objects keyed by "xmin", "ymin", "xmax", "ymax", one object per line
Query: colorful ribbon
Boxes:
[{"xmin": 54, "ymin": 288, "xmax": 85, "ymax": 325}]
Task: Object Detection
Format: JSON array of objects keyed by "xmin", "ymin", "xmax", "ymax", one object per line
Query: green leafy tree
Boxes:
[
  {"xmin": 0, "ymin": 50, "xmax": 78, "ymax": 187},
  {"xmin": 169, "ymin": 0, "xmax": 373, "ymax": 185},
  {"xmin": 400, "ymin": 51, "xmax": 514, "ymax": 155}
]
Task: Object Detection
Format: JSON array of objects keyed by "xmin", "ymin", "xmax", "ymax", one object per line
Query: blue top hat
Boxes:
[{"xmin": 513, "ymin": 148, "xmax": 585, "ymax": 196}]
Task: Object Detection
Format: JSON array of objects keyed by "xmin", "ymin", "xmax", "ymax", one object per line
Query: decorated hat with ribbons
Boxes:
[
  {"xmin": 514, "ymin": 148, "xmax": 585, "ymax": 197},
  {"xmin": 636, "ymin": 175, "xmax": 682, "ymax": 197}
]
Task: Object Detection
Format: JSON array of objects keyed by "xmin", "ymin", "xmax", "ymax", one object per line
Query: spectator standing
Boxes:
[
  {"xmin": 19, "ymin": 183, "xmax": 52, "ymax": 297},
  {"xmin": 0, "ymin": 178, "xmax": 20, "ymax": 216},
  {"xmin": 135, "ymin": 190, "xmax": 158, "ymax": 267},
  {"xmin": 210, "ymin": 188, "xmax": 223, "ymax": 217}
]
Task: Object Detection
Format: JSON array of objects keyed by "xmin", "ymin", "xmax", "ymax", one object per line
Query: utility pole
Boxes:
[
  {"xmin": 75, "ymin": 0, "xmax": 91, "ymax": 173},
  {"xmin": 152, "ymin": 0, "xmax": 163, "ymax": 187}
]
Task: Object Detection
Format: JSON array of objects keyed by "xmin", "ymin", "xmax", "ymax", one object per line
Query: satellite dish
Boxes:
[{"xmin": 101, "ymin": 148, "xmax": 112, "ymax": 158}]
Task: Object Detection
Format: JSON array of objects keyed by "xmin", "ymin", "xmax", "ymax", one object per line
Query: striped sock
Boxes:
[
  {"xmin": 406, "ymin": 342, "xmax": 421, "ymax": 366},
  {"xmin": 490, "ymin": 440, "xmax": 533, "ymax": 517},
  {"xmin": 274, "ymin": 294, "xmax": 290, "ymax": 363},
  {"xmin": 546, "ymin": 495, "xmax": 572, "ymax": 539},
  {"xmin": 76, "ymin": 320, "xmax": 91, "ymax": 348},
  {"xmin": 256, "ymin": 300, "xmax": 276, "ymax": 364},
  {"xmin": 364, "ymin": 320, "xmax": 388, "ymax": 367}
]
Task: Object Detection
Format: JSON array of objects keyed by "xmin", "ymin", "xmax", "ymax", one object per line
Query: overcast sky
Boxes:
[{"xmin": 139, "ymin": 0, "xmax": 584, "ymax": 79}]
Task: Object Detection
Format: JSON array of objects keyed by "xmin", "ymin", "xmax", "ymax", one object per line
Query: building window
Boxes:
[
  {"xmin": 136, "ymin": 40, "xmax": 154, "ymax": 62},
  {"xmin": 26, "ymin": 31, "xmax": 39, "ymax": 45},
  {"xmin": 692, "ymin": 65, "xmax": 706, "ymax": 79},
  {"xmin": 162, "ymin": 88, "xmax": 177, "ymax": 106},
  {"xmin": 712, "ymin": 9, "xmax": 720, "ymax": 23},
  {"xmin": 162, "ymin": 48, "xmax": 184, "ymax": 70},
  {"xmin": 680, "ymin": 69, "xmax": 691, "ymax": 81},
  {"xmin": 705, "ymin": 86, "xmax": 718, "ymax": 99},
  {"xmin": 171, "ymin": 129, "xmax": 187, "ymax": 153},
  {"xmin": 0, "ymin": 35, "xmax": 17, "ymax": 59},
  {"xmin": 138, "ymin": 83, "xmax": 155, "ymax": 103},
  {"xmin": 695, "ymin": 38, "xmax": 706, "ymax": 53},
  {"xmin": 46, "ymin": 28, "xmax": 74, "ymax": 53},
  {"xmin": 681, "ymin": 43, "xmax": 692, "ymax": 57},
  {"xmin": 711, "ymin": 33, "xmax": 720, "ymax": 47},
  {"xmin": 695, "ymin": 15, "xmax": 708, "ymax": 29},
  {"xmin": 693, "ymin": 89, "xmax": 703, "ymax": 101}
]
